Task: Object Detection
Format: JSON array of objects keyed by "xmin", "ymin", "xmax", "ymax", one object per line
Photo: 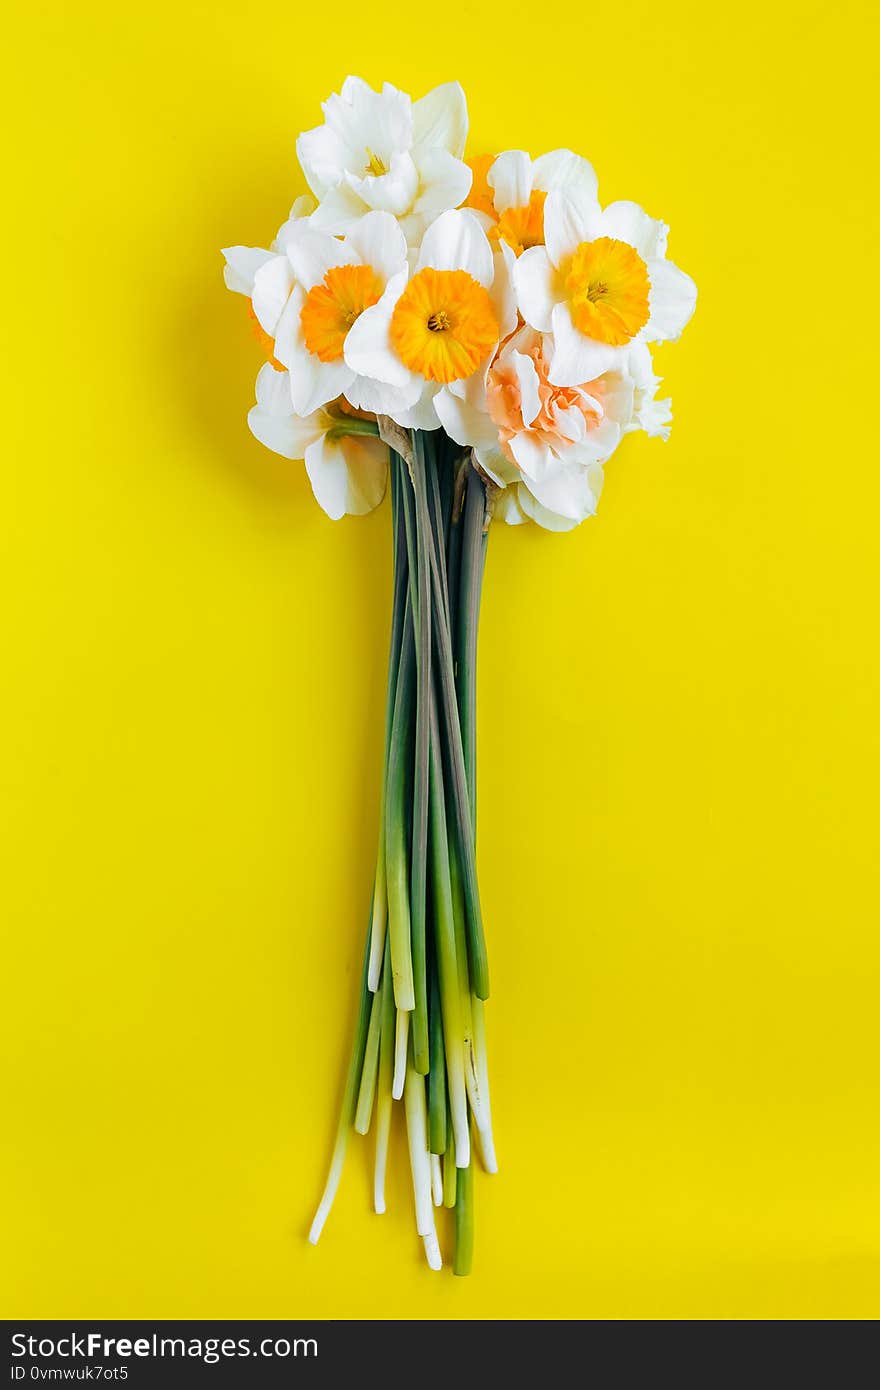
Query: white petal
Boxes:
[
  {"xmin": 412, "ymin": 81, "xmax": 468, "ymax": 159},
  {"xmin": 474, "ymin": 446, "xmax": 521, "ymax": 489},
  {"xmin": 646, "ymin": 258, "xmax": 698, "ymax": 342},
  {"xmin": 273, "ymin": 287, "xmax": 355, "ymax": 415},
  {"xmin": 285, "ymin": 224, "xmax": 351, "ymax": 291},
  {"xmin": 344, "ymin": 374, "xmax": 423, "ymax": 415},
  {"xmin": 308, "ymin": 182, "xmax": 370, "ymax": 236},
  {"xmin": 492, "ymin": 243, "xmax": 519, "ymax": 339},
  {"xmin": 565, "ymin": 418, "xmax": 622, "ymax": 465},
  {"xmin": 518, "ymin": 486, "xmax": 583, "ymax": 532},
  {"xmin": 597, "ymin": 372, "xmax": 635, "ymax": 429},
  {"xmin": 510, "ymin": 350, "xmax": 542, "ymax": 428},
  {"xmin": 324, "ymin": 79, "xmax": 411, "ymax": 164},
  {"xmin": 509, "ymin": 431, "xmax": 555, "ymax": 481},
  {"xmin": 248, "ymin": 404, "xmax": 321, "ymax": 460},
  {"xmin": 289, "ymin": 343, "xmax": 354, "ymax": 417},
  {"xmin": 393, "ymin": 389, "xmax": 442, "ymax": 431},
  {"xmin": 496, "ymin": 485, "xmax": 530, "ymax": 526},
  {"xmin": 343, "ymin": 210, "xmax": 408, "ymax": 284},
  {"xmin": 222, "ymin": 246, "xmax": 273, "ymax": 296},
  {"xmin": 434, "ymin": 385, "xmax": 498, "ymax": 450},
  {"xmin": 417, "ymin": 209, "xmax": 493, "ymax": 288},
  {"xmin": 552, "ymin": 403, "xmax": 587, "ymax": 443},
  {"xmin": 411, "ymin": 147, "xmax": 472, "ymax": 219},
  {"xmin": 254, "ymin": 363, "xmax": 294, "ymax": 415},
  {"xmin": 520, "ymin": 458, "xmax": 599, "ymax": 526},
  {"xmin": 343, "ymin": 272, "xmax": 415, "ymax": 389},
  {"xmin": 549, "ymin": 303, "xmax": 626, "ymax": 386},
  {"xmin": 531, "ymin": 149, "xmax": 599, "ymax": 207},
  {"xmin": 271, "ymin": 286, "xmax": 305, "ymax": 372},
  {"xmin": 513, "ymin": 246, "xmax": 558, "ymax": 331},
  {"xmin": 305, "ymin": 433, "xmax": 388, "ymax": 520},
  {"xmin": 296, "ymin": 124, "xmax": 352, "ymax": 200},
  {"xmin": 543, "ymin": 190, "xmax": 602, "ymax": 269},
  {"xmin": 251, "ymin": 255, "xmax": 294, "ymax": 334},
  {"xmin": 488, "ymin": 150, "xmax": 532, "ymax": 213},
  {"xmin": 599, "ymin": 201, "xmax": 669, "ymax": 260}
]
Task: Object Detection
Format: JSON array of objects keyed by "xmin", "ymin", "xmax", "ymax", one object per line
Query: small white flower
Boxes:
[
  {"xmin": 514, "ymin": 193, "xmax": 697, "ymax": 387},
  {"xmin": 247, "ymin": 363, "xmax": 388, "ymax": 520},
  {"xmin": 297, "ymin": 77, "xmax": 472, "ymax": 242}
]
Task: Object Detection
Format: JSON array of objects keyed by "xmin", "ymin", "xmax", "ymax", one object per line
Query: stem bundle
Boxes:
[{"xmin": 309, "ymin": 430, "xmax": 495, "ymax": 1273}]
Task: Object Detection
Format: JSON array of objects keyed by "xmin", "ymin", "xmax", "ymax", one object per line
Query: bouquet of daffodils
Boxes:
[{"xmin": 224, "ymin": 77, "xmax": 696, "ymax": 1273}]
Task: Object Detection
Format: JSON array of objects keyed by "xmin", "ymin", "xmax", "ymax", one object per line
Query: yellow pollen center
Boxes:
[
  {"xmin": 563, "ymin": 236, "xmax": 651, "ymax": 346},
  {"xmin": 390, "ymin": 267, "xmax": 499, "ymax": 384},
  {"xmin": 300, "ymin": 263, "xmax": 383, "ymax": 363},
  {"xmin": 365, "ymin": 148, "xmax": 387, "ymax": 177},
  {"xmin": 489, "ymin": 190, "xmax": 547, "ymax": 256}
]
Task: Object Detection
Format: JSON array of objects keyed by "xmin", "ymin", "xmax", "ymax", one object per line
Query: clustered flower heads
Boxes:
[
  {"xmin": 223, "ymin": 78, "xmax": 697, "ymax": 1276},
  {"xmin": 223, "ymin": 76, "xmax": 696, "ymax": 531}
]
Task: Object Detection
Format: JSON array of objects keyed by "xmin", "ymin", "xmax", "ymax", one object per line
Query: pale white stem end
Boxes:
[
  {"xmin": 392, "ymin": 1008, "xmax": 408, "ymax": 1100},
  {"xmin": 423, "ymin": 1231, "xmax": 442, "ymax": 1271},
  {"xmin": 404, "ymin": 1063, "xmax": 435, "ymax": 1238},
  {"xmin": 308, "ymin": 1134, "xmax": 346, "ymax": 1245},
  {"xmin": 430, "ymin": 1152, "xmax": 443, "ymax": 1207},
  {"xmin": 476, "ymin": 1122, "xmax": 498, "ymax": 1175}
]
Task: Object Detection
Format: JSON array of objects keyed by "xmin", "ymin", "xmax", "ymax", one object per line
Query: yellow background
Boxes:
[{"xmin": 2, "ymin": 0, "xmax": 878, "ymax": 1321}]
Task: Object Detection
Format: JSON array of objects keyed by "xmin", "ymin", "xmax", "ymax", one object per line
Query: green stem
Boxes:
[
  {"xmin": 354, "ymin": 975, "xmax": 383, "ymax": 1135},
  {"xmin": 427, "ymin": 968, "xmax": 447, "ymax": 1154},
  {"xmin": 384, "ymin": 595, "xmax": 416, "ymax": 1012},
  {"xmin": 456, "ymin": 466, "xmax": 487, "ymax": 821},
  {"xmin": 424, "ymin": 486, "xmax": 490, "ymax": 1000},
  {"xmin": 400, "ymin": 448, "xmax": 430, "ymax": 1073},
  {"xmin": 428, "ymin": 692, "xmax": 471, "ymax": 1169},
  {"xmin": 453, "ymin": 1154, "xmax": 474, "ymax": 1276},
  {"xmin": 373, "ymin": 939, "xmax": 395, "ymax": 1213},
  {"xmin": 442, "ymin": 1124, "xmax": 458, "ymax": 1209},
  {"xmin": 325, "ymin": 416, "xmax": 381, "ymax": 441},
  {"xmin": 444, "ymin": 455, "xmax": 468, "ymax": 652},
  {"xmin": 368, "ymin": 457, "xmax": 409, "ymax": 991}
]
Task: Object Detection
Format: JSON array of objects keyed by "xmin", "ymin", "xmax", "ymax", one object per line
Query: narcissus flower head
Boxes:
[
  {"xmin": 513, "ymin": 193, "xmax": 697, "ymax": 387},
  {"xmin": 297, "ymin": 77, "xmax": 472, "ymax": 242},
  {"xmin": 247, "ymin": 363, "xmax": 388, "ymax": 520},
  {"xmin": 465, "ymin": 149, "xmax": 599, "ymax": 257}
]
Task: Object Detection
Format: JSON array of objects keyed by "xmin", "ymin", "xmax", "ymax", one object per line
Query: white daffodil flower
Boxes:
[
  {"xmin": 513, "ymin": 193, "xmax": 697, "ymax": 388},
  {"xmin": 241, "ymin": 211, "xmax": 415, "ymax": 419},
  {"xmin": 343, "ymin": 209, "xmax": 516, "ymax": 431},
  {"xmin": 247, "ymin": 363, "xmax": 388, "ymax": 520},
  {"xmin": 297, "ymin": 77, "xmax": 472, "ymax": 242},
  {"xmin": 465, "ymin": 148, "xmax": 599, "ymax": 258}
]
